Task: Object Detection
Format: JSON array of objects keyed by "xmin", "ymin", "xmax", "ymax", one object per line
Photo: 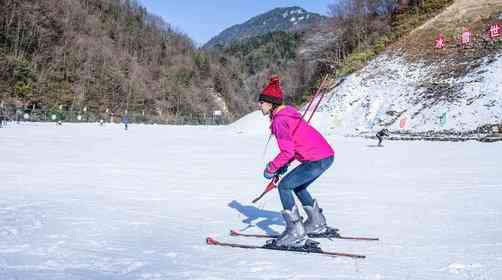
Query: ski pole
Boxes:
[
  {"xmin": 252, "ymin": 176, "xmax": 279, "ymax": 203},
  {"xmin": 307, "ymin": 90, "xmax": 326, "ymax": 124},
  {"xmin": 299, "ymin": 75, "xmax": 329, "ymax": 121},
  {"xmin": 292, "ymin": 74, "xmax": 331, "ymax": 135}
]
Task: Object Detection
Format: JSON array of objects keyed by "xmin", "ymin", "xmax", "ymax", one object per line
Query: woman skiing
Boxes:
[{"xmin": 258, "ymin": 75, "xmax": 336, "ymax": 248}]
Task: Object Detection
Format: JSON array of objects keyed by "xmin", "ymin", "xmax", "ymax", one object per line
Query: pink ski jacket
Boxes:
[{"xmin": 267, "ymin": 106, "xmax": 335, "ymax": 173}]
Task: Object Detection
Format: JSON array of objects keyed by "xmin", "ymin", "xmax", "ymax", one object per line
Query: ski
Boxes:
[
  {"xmin": 206, "ymin": 237, "xmax": 366, "ymax": 258},
  {"xmin": 230, "ymin": 229, "xmax": 379, "ymax": 241}
]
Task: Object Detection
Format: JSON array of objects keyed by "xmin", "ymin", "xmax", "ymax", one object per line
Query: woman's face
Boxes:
[{"xmin": 258, "ymin": 101, "xmax": 273, "ymax": 116}]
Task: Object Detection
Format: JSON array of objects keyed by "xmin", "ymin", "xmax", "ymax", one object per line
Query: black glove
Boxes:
[
  {"xmin": 263, "ymin": 163, "xmax": 288, "ymax": 179},
  {"xmin": 263, "ymin": 165, "xmax": 275, "ymax": 179},
  {"xmin": 276, "ymin": 164, "xmax": 289, "ymax": 176}
]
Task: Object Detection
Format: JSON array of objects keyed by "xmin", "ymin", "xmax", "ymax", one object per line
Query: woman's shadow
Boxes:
[{"xmin": 228, "ymin": 200, "xmax": 284, "ymax": 235}]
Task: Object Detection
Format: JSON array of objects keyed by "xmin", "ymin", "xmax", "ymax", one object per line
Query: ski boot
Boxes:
[
  {"xmin": 265, "ymin": 205, "xmax": 319, "ymax": 249},
  {"xmin": 303, "ymin": 200, "xmax": 340, "ymax": 238}
]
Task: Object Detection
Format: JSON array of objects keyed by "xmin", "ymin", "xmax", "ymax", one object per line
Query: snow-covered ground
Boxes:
[
  {"xmin": 320, "ymin": 52, "xmax": 502, "ymax": 134},
  {"xmin": 1, "ymin": 120, "xmax": 502, "ymax": 280}
]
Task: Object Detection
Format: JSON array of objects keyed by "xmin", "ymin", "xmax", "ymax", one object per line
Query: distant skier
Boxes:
[
  {"xmin": 376, "ymin": 128, "xmax": 390, "ymax": 146},
  {"xmin": 258, "ymin": 75, "xmax": 336, "ymax": 248},
  {"xmin": 123, "ymin": 112, "xmax": 129, "ymax": 131}
]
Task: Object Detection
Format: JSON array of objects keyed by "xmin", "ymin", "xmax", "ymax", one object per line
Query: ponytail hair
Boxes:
[{"xmin": 269, "ymin": 104, "xmax": 280, "ymax": 121}]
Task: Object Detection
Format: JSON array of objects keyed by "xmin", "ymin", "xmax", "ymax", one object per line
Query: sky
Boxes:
[{"xmin": 138, "ymin": 0, "xmax": 335, "ymax": 46}]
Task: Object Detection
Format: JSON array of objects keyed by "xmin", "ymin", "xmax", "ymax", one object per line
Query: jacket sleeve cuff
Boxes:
[{"xmin": 267, "ymin": 162, "xmax": 279, "ymax": 174}]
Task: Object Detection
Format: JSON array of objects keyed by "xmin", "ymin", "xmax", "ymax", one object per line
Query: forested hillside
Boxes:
[
  {"xmin": 218, "ymin": 31, "xmax": 328, "ymax": 106},
  {"xmin": 0, "ymin": 0, "xmax": 254, "ymax": 123}
]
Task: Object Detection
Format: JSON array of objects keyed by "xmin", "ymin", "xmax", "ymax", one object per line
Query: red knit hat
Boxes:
[{"xmin": 259, "ymin": 75, "xmax": 284, "ymax": 105}]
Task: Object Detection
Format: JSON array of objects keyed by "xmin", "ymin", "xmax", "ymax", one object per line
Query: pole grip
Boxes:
[{"xmin": 252, "ymin": 176, "xmax": 279, "ymax": 203}]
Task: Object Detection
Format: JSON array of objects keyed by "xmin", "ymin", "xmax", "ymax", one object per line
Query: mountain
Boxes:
[{"xmin": 203, "ymin": 7, "xmax": 326, "ymax": 49}]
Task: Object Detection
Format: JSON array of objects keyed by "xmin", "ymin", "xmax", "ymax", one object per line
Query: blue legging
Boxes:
[{"xmin": 278, "ymin": 156, "xmax": 334, "ymax": 210}]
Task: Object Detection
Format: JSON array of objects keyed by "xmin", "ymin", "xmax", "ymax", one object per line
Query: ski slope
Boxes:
[{"xmin": 1, "ymin": 120, "xmax": 501, "ymax": 280}]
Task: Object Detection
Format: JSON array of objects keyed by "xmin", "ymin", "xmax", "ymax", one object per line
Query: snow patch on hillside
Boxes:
[
  {"xmin": 230, "ymin": 111, "xmax": 269, "ymax": 135},
  {"xmin": 231, "ymin": 52, "xmax": 502, "ymax": 136},
  {"xmin": 320, "ymin": 52, "xmax": 502, "ymax": 134}
]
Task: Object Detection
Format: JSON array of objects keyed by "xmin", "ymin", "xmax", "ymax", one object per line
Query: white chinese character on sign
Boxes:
[{"xmin": 489, "ymin": 23, "xmax": 501, "ymax": 38}]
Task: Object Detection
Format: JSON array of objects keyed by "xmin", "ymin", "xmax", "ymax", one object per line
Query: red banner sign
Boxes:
[
  {"xmin": 435, "ymin": 34, "xmax": 445, "ymax": 49},
  {"xmin": 399, "ymin": 116, "xmax": 407, "ymax": 129},
  {"xmin": 460, "ymin": 30, "xmax": 471, "ymax": 46}
]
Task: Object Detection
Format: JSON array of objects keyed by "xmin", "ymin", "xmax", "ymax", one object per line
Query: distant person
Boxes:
[
  {"xmin": 123, "ymin": 113, "xmax": 128, "ymax": 130},
  {"xmin": 258, "ymin": 75, "xmax": 336, "ymax": 249},
  {"xmin": 376, "ymin": 128, "xmax": 390, "ymax": 146},
  {"xmin": 99, "ymin": 119, "xmax": 104, "ymax": 126},
  {"xmin": 16, "ymin": 108, "xmax": 22, "ymax": 124}
]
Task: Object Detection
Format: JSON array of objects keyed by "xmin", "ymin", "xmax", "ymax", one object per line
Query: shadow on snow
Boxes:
[{"xmin": 228, "ymin": 200, "xmax": 284, "ymax": 235}]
